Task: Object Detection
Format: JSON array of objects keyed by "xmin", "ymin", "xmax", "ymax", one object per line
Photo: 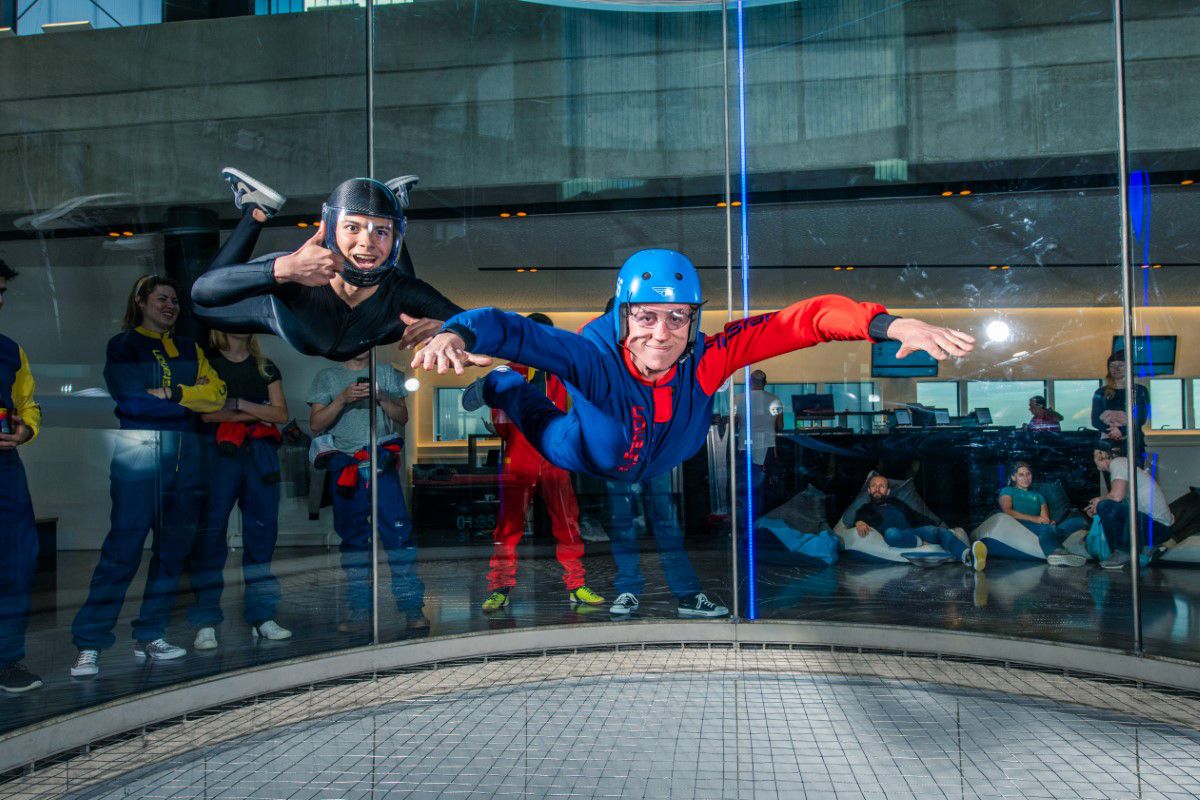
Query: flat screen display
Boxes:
[
  {"xmin": 1111, "ymin": 335, "xmax": 1177, "ymax": 374},
  {"xmin": 933, "ymin": 409, "xmax": 951, "ymax": 425},
  {"xmin": 871, "ymin": 341, "xmax": 938, "ymax": 378},
  {"xmin": 792, "ymin": 393, "xmax": 835, "ymax": 419},
  {"xmin": 974, "ymin": 407, "xmax": 993, "ymax": 425},
  {"xmin": 893, "ymin": 408, "xmax": 913, "ymax": 426}
]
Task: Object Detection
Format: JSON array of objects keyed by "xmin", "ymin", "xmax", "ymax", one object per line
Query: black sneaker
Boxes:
[
  {"xmin": 677, "ymin": 592, "xmax": 729, "ymax": 618},
  {"xmin": 609, "ymin": 592, "xmax": 640, "ymax": 616},
  {"xmin": 0, "ymin": 662, "xmax": 44, "ymax": 693},
  {"xmin": 221, "ymin": 167, "xmax": 286, "ymax": 218}
]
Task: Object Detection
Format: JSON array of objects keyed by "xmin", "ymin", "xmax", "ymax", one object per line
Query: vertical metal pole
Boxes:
[
  {"xmin": 721, "ymin": 0, "xmax": 738, "ymax": 624},
  {"xmin": 1112, "ymin": 0, "xmax": 1142, "ymax": 655},
  {"xmin": 366, "ymin": 0, "xmax": 380, "ymax": 647}
]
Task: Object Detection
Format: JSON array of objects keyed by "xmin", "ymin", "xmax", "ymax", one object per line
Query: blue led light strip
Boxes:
[{"xmin": 735, "ymin": 0, "xmax": 755, "ymax": 619}]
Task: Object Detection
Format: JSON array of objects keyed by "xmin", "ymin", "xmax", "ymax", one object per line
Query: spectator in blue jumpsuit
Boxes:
[
  {"xmin": 70, "ymin": 276, "xmax": 227, "ymax": 678},
  {"xmin": 0, "ymin": 259, "xmax": 45, "ymax": 693},
  {"xmin": 413, "ymin": 250, "xmax": 975, "ymax": 612},
  {"xmin": 187, "ymin": 331, "xmax": 292, "ymax": 651}
]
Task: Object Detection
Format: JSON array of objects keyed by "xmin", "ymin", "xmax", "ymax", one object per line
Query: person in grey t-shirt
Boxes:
[{"xmin": 308, "ymin": 351, "xmax": 426, "ymax": 631}]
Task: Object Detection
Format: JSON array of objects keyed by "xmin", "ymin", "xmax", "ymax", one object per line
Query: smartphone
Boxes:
[{"xmin": 356, "ymin": 377, "xmax": 370, "ymax": 385}]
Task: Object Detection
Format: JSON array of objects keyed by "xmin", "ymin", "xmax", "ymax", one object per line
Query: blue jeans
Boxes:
[
  {"xmin": 327, "ymin": 454, "xmax": 423, "ymax": 614},
  {"xmin": 1018, "ymin": 521, "xmax": 1067, "ymax": 557},
  {"xmin": 605, "ymin": 471, "xmax": 701, "ymax": 599},
  {"xmin": 0, "ymin": 451, "xmax": 38, "ymax": 666},
  {"xmin": 883, "ymin": 525, "xmax": 967, "ymax": 560},
  {"xmin": 73, "ymin": 431, "xmax": 206, "ymax": 649},
  {"xmin": 188, "ymin": 439, "xmax": 282, "ymax": 627},
  {"xmin": 1096, "ymin": 499, "xmax": 1172, "ymax": 553}
]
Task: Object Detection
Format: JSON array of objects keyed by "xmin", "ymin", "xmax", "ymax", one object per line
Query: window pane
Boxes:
[
  {"xmin": 434, "ymin": 388, "xmax": 493, "ymax": 442},
  {"xmin": 1052, "ymin": 380, "xmax": 1100, "ymax": 432},
  {"xmin": 1149, "ymin": 379, "xmax": 1183, "ymax": 431},
  {"xmin": 764, "ymin": 382, "xmax": 817, "ymax": 431},
  {"xmin": 826, "ymin": 381, "xmax": 878, "ymax": 433},
  {"xmin": 966, "ymin": 381, "xmax": 1047, "ymax": 427},
  {"xmin": 916, "ymin": 382, "xmax": 960, "ymax": 416}
]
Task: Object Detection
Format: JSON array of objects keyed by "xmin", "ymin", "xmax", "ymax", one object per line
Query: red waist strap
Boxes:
[{"xmin": 337, "ymin": 441, "xmax": 404, "ymax": 489}]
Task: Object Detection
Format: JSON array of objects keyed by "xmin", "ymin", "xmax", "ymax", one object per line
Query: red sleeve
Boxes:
[
  {"xmin": 695, "ymin": 294, "xmax": 887, "ymax": 395},
  {"xmin": 547, "ymin": 374, "xmax": 569, "ymax": 412}
]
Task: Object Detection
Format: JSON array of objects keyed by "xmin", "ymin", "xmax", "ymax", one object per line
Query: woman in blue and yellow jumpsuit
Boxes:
[{"xmin": 70, "ymin": 276, "xmax": 226, "ymax": 677}]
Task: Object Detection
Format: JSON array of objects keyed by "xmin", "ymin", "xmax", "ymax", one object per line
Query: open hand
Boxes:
[
  {"xmin": 410, "ymin": 331, "xmax": 492, "ymax": 375},
  {"xmin": 398, "ymin": 314, "xmax": 445, "ymax": 350},
  {"xmin": 854, "ymin": 520, "xmax": 871, "ymax": 538},
  {"xmin": 887, "ymin": 318, "xmax": 975, "ymax": 360},
  {"xmin": 274, "ymin": 221, "xmax": 340, "ymax": 287}
]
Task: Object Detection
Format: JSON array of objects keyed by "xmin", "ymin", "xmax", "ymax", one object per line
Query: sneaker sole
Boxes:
[
  {"xmin": 193, "ymin": 640, "xmax": 218, "ymax": 651},
  {"xmin": 972, "ymin": 541, "xmax": 988, "ymax": 573},
  {"xmin": 678, "ymin": 609, "xmax": 729, "ymax": 618},
  {"xmin": 221, "ymin": 167, "xmax": 286, "ymax": 212},
  {"xmin": 2, "ymin": 679, "xmax": 44, "ymax": 693},
  {"xmin": 609, "ymin": 606, "xmax": 638, "ymax": 616},
  {"xmin": 70, "ymin": 667, "xmax": 98, "ymax": 677},
  {"xmin": 134, "ymin": 649, "xmax": 187, "ymax": 661},
  {"xmin": 252, "ymin": 629, "xmax": 293, "ymax": 641},
  {"xmin": 1047, "ymin": 555, "xmax": 1086, "ymax": 568}
]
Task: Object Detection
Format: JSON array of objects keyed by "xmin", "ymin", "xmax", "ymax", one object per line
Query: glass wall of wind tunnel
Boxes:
[
  {"xmin": 0, "ymin": 7, "xmax": 368, "ymax": 733},
  {"xmin": 1121, "ymin": 1, "xmax": 1200, "ymax": 664},
  {"xmin": 371, "ymin": 0, "xmax": 735, "ymax": 640},
  {"xmin": 736, "ymin": 0, "xmax": 1131, "ymax": 649}
]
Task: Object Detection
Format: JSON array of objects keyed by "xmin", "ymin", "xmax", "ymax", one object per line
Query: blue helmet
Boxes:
[
  {"xmin": 321, "ymin": 177, "xmax": 407, "ymax": 288},
  {"xmin": 613, "ymin": 249, "xmax": 704, "ymax": 354}
]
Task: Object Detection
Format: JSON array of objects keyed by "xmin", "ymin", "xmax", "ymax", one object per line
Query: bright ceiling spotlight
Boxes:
[{"xmin": 985, "ymin": 320, "xmax": 1012, "ymax": 343}]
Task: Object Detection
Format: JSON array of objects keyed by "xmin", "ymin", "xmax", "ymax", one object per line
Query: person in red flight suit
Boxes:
[{"xmin": 480, "ymin": 313, "xmax": 605, "ymax": 613}]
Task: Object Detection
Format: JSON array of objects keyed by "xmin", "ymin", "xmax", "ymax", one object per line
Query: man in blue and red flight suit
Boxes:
[
  {"xmin": 0, "ymin": 258, "xmax": 45, "ymax": 693},
  {"xmin": 412, "ymin": 250, "xmax": 975, "ymax": 611}
]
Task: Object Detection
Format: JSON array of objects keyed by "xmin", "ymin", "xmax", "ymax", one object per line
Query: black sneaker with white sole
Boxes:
[
  {"xmin": 222, "ymin": 167, "xmax": 286, "ymax": 218},
  {"xmin": 609, "ymin": 592, "xmax": 640, "ymax": 616},
  {"xmin": 677, "ymin": 592, "xmax": 729, "ymax": 618},
  {"xmin": 0, "ymin": 662, "xmax": 43, "ymax": 693}
]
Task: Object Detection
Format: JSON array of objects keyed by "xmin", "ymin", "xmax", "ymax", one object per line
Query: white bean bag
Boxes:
[
  {"xmin": 969, "ymin": 513, "xmax": 1091, "ymax": 562},
  {"xmin": 833, "ymin": 520, "xmax": 969, "ymax": 563},
  {"xmin": 1159, "ymin": 536, "xmax": 1200, "ymax": 565}
]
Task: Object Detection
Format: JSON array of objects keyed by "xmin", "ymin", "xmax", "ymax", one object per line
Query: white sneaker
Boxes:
[
  {"xmin": 609, "ymin": 592, "xmax": 640, "ymax": 616},
  {"xmin": 252, "ymin": 620, "xmax": 292, "ymax": 641},
  {"xmin": 134, "ymin": 638, "xmax": 187, "ymax": 661},
  {"xmin": 383, "ymin": 174, "xmax": 419, "ymax": 208},
  {"xmin": 1047, "ymin": 549, "xmax": 1086, "ymax": 568},
  {"xmin": 970, "ymin": 541, "xmax": 988, "ymax": 573},
  {"xmin": 193, "ymin": 627, "xmax": 218, "ymax": 650},
  {"xmin": 71, "ymin": 649, "xmax": 99, "ymax": 677},
  {"xmin": 221, "ymin": 167, "xmax": 286, "ymax": 218}
]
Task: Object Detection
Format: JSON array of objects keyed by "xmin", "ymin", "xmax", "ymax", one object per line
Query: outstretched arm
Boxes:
[
  {"xmin": 193, "ymin": 222, "xmax": 338, "ymax": 308},
  {"xmin": 694, "ymin": 295, "xmax": 974, "ymax": 394},
  {"xmin": 413, "ymin": 308, "xmax": 607, "ymax": 396}
]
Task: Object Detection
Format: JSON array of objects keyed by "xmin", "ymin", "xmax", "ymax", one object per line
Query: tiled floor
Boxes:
[
  {"xmin": 5, "ymin": 541, "xmax": 1200, "ymax": 737},
  {"xmin": 4, "ymin": 649, "xmax": 1200, "ymax": 800}
]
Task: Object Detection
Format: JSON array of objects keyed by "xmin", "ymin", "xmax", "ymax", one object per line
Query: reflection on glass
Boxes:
[
  {"xmin": 1148, "ymin": 378, "xmax": 1183, "ymax": 430},
  {"xmin": 916, "ymin": 381, "xmax": 960, "ymax": 417},
  {"xmin": 1093, "ymin": 351, "xmax": 1149, "ymax": 465},
  {"xmin": 966, "ymin": 380, "xmax": 1046, "ymax": 427},
  {"xmin": 1052, "ymin": 379, "xmax": 1101, "ymax": 431}
]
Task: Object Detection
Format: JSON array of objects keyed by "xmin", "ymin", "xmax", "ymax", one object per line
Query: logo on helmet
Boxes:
[{"xmin": 652, "ymin": 286, "xmax": 675, "ymax": 299}]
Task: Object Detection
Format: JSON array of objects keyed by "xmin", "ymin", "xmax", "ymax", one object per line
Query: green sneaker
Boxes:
[
  {"xmin": 569, "ymin": 585, "xmax": 605, "ymax": 607},
  {"xmin": 482, "ymin": 588, "xmax": 511, "ymax": 613}
]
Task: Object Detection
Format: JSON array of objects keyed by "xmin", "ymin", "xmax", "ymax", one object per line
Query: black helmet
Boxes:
[{"xmin": 321, "ymin": 178, "xmax": 406, "ymax": 287}]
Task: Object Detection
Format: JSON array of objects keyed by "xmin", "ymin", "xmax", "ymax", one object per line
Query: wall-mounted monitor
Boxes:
[
  {"xmin": 871, "ymin": 341, "xmax": 938, "ymax": 378},
  {"xmin": 933, "ymin": 409, "xmax": 951, "ymax": 425},
  {"xmin": 792, "ymin": 393, "xmax": 835, "ymax": 420},
  {"xmin": 1112, "ymin": 335, "xmax": 1177, "ymax": 375}
]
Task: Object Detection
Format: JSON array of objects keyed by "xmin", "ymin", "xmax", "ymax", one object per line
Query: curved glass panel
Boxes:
[
  {"xmin": 0, "ymin": 7, "xmax": 370, "ymax": 729},
  {"xmin": 1122, "ymin": 0, "xmax": 1200, "ymax": 663},
  {"xmin": 736, "ymin": 0, "xmax": 1131, "ymax": 652},
  {"xmin": 369, "ymin": 0, "xmax": 734, "ymax": 642}
]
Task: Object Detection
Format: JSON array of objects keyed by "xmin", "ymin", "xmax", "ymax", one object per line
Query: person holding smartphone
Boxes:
[{"xmin": 307, "ymin": 350, "xmax": 425, "ymax": 633}]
